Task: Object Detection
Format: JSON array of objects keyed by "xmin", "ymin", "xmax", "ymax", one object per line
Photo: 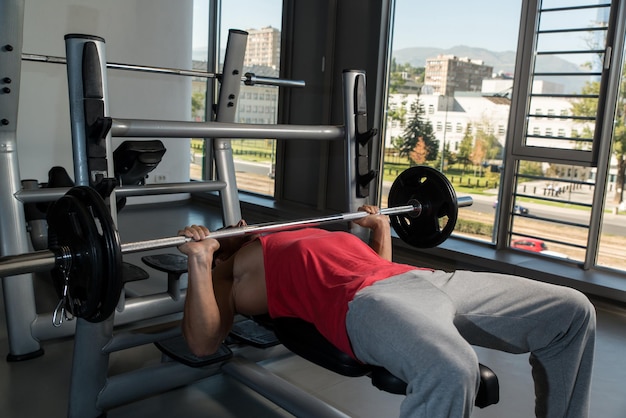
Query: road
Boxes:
[
  {"xmin": 235, "ymin": 160, "xmax": 272, "ymax": 176},
  {"xmin": 232, "ymin": 160, "xmax": 626, "ymax": 236}
]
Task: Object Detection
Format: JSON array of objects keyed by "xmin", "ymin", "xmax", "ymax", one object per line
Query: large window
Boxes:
[
  {"xmin": 505, "ymin": 0, "xmax": 624, "ymax": 270},
  {"xmin": 383, "ymin": 0, "xmax": 522, "ymax": 241},
  {"xmin": 190, "ymin": 0, "xmax": 282, "ymax": 196},
  {"xmin": 385, "ymin": 0, "xmax": 626, "ymax": 273}
]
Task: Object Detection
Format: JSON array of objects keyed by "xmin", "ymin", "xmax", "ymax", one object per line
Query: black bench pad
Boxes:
[{"xmin": 272, "ymin": 317, "xmax": 499, "ymax": 408}]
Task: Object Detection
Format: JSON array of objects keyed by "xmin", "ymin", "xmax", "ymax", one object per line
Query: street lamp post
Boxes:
[{"xmin": 440, "ymin": 95, "xmax": 449, "ymax": 172}]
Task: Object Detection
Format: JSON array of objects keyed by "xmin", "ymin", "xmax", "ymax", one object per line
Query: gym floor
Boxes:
[{"xmin": 1, "ymin": 199, "xmax": 626, "ymax": 418}]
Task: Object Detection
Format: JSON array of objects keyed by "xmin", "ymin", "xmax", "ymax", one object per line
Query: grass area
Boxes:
[
  {"xmin": 191, "ymin": 140, "xmax": 611, "ymax": 213},
  {"xmin": 191, "ymin": 138, "xmax": 276, "ymax": 164},
  {"xmin": 381, "ymin": 162, "xmax": 499, "ymax": 195},
  {"xmin": 193, "ymin": 139, "xmax": 501, "ymax": 194}
]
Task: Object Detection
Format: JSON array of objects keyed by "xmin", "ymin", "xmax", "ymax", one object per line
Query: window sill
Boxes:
[{"xmin": 393, "ymin": 236, "xmax": 626, "ymax": 304}]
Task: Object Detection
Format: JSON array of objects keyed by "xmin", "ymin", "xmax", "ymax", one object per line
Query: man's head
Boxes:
[{"xmin": 212, "ymin": 220, "xmax": 259, "ymax": 267}]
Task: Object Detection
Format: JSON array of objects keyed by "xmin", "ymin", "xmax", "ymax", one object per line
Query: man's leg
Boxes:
[
  {"xmin": 429, "ymin": 270, "xmax": 596, "ymax": 418},
  {"xmin": 346, "ymin": 272, "xmax": 480, "ymax": 418}
]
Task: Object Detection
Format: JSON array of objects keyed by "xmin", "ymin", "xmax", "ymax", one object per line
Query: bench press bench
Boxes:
[{"xmin": 144, "ymin": 253, "xmax": 500, "ymax": 408}]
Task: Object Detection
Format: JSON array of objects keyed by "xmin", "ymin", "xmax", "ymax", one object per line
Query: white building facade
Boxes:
[{"xmin": 386, "ymin": 79, "xmax": 585, "ymax": 156}]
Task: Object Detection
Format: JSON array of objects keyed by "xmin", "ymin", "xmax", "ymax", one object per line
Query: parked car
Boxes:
[
  {"xmin": 493, "ymin": 200, "xmax": 529, "ymax": 215},
  {"xmin": 511, "ymin": 238, "xmax": 569, "ymax": 258},
  {"xmin": 511, "ymin": 238, "xmax": 547, "ymax": 252}
]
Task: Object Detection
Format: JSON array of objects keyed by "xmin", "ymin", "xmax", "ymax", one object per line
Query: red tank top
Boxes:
[{"xmin": 260, "ymin": 228, "xmax": 416, "ymax": 357}]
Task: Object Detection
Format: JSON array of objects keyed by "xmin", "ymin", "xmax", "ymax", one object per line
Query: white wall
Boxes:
[{"xmin": 17, "ymin": 0, "xmax": 193, "ymax": 203}]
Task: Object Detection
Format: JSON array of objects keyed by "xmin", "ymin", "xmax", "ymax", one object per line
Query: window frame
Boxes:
[
  {"xmin": 499, "ymin": 0, "xmax": 626, "ymax": 270},
  {"xmin": 509, "ymin": 0, "xmax": 621, "ymax": 166}
]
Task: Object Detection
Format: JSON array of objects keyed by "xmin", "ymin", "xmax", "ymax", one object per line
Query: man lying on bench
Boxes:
[{"xmin": 178, "ymin": 206, "xmax": 595, "ymax": 418}]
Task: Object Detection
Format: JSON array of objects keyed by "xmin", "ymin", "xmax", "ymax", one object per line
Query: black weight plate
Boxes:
[
  {"xmin": 47, "ymin": 186, "xmax": 123, "ymax": 322},
  {"xmin": 388, "ymin": 166, "xmax": 458, "ymax": 248},
  {"xmin": 70, "ymin": 186, "xmax": 123, "ymax": 323},
  {"xmin": 47, "ymin": 193, "xmax": 102, "ymax": 320}
]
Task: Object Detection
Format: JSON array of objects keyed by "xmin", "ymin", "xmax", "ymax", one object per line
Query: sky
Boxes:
[
  {"xmin": 192, "ymin": 0, "xmax": 600, "ymax": 63},
  {"xmin": 391, "ymin": 0, "xmax": 522, "ymax": 52},
  {"xmin": 192, "ymin": 0, "xmax": 282, "ymax": 51},
  {"xmin": 192, "ymin": 0, "xmax": 522, "ymax": 52}
]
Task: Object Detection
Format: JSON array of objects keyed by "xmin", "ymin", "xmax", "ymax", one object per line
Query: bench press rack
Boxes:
[{"xmin": 58, "ymin": 31, "xmax": 384, "ymax": 417}]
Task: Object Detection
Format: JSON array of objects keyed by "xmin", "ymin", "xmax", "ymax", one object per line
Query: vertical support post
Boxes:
[
  {"xmin": 67, "ymin": 318, "xmax": 113, "ymax": 418},
  {"xmin": 342, "ymin": 70, "xmax": 370, "ymax": 241},
  {"xmin": 200, "ymin": 0, "xmax": 221, "ymax": 179},
  {"xmin": 65, "ymin": 34, "xmax": 116, "ymax": 418},
  {"xmin": 0, "ymin": 0, "xmax": 43, "ymax": 360},
  {"xmin": 213, "ymin": 29, "xmax": 247, "ymax": 226},
  {"xmin": 65, "ymin": 34, "xmax": 117, "ymax": 217},
  {"xmin": 371, "ymin": 0, "xmax": 395, "ymax": 205}
]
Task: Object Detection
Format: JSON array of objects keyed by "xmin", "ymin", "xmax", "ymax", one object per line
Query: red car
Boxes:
[{"xmin": 511, "ymin": 238, "xmax": 548, "ymax": 252}]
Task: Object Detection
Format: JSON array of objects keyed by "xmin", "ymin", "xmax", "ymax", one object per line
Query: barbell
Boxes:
[{"xmin": 0, "ymin": 166, "xmax": 470, "ymax": 323}]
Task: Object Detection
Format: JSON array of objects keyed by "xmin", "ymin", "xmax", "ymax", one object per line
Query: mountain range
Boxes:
[
  {"xmin": 192, "ymin": 44, "xmax": 590, "ymax": 93},
  {"xmin": 392, "ymin": 45, "xmax": 588, "ymax": 93}
]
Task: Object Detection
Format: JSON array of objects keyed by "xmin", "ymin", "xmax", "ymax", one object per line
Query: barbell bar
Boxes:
[
  {"xmin": 0, "ymin": 166, "xmax": 470, "ymax": 323},
  {"xmin": 22, "ymin": 52, "xmax": 306, "ymax": 88},
  {"xmin": 0, "ymin": 196, "xmax": 472, "ymax": 277},
  {"xmin": 120, "ymin": 197, "xmax": 471, "ymax": 254}
]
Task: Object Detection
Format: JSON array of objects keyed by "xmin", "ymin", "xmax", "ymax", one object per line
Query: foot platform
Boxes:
[{"xmin": 155, "ymin": 334, "xmax": 232, "ymax": 367}]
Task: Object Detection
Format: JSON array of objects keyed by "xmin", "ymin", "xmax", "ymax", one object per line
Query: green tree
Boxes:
[
  {"xmin": 470, "ymin": 136, "xmax": 487, "ymax": 176},
  {"xmin": 437, "ymin": 141, "xmax": 456, "ymax": 170},
  {"xmin": 389, "ymin": 72, "xmax": 406, "ymax": 94},
  {"xmin": 397, "ymin": 96, "xmax": 439, "ymax": 163},
  {"xmin": 389, "ymin": 60, "xmax": 425, "ymax": 92},
  {"xmin": 192, "ymin": 91, "xmax": 206, "ymax": 120},
  {"xmin": 519, "ymin": 160, "xmax": 543, "ymax": 177},
  {"xmin": 387, "ymin": 99, "xmax": 407, "ymax": 125},
  {"xmin": 571, "ymin": 75, "xmax": 626, "ymax": 204},
  {"xmin": 409, "ymin": 137, "xmax": 428, "ymax": 165},
  {"xmin": 457, "ymin": 123, "xmax": 474, "ymax": 171},
  {"xmin": 480, "ymin": 131, "xmax": 503, "ymax": 161}
]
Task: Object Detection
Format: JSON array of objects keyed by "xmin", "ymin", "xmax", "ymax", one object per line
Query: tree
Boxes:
[
  {"xmin": 571, "ymin": 75, "xmax": 626, "ymax": 204},
  {"xmin": 437, "ymin": 140, "xmax": 456, "ymax": 170},
  {"xmin": 397, "ymin": 96, "xmax": 439, "ymax": 163},
  {"xmin": 409, "ymin": 137, "xmax": 428, "ymax": 165},
  {"xmin": 387, "ymin": 98, "xmax": 407, "ymax": 126},
  {"xmin": 389, "ymin": 72, "xmax": 406, "ymax": 94},
  {"xmin": 570, "ymin": 81, "xmax": 599, "ymax": 152},
  {"xmin": 457, "ymin": 123, "xmax": 474, "ymax": 171},
  {"xmin": 519, "ymin": 160, "xmax": 543, "ymax": 177},
  {"xmin": 612, "ymin": 121, "xmax": 626, "ymax": 205},
  {"xmin": 191, "ymin": 91, "xmax": 206, "ymax": 121},
  {"xmin": 389, "ymin": 60, "xmax": 425, "ymax": 92},
  {"xmin": 612, "ymin": 66, "xmax": 626, "ymax": 205},
  {"xmin": 478, "ymin": 130, "xmax": 503, "ymax": 161},
  {"xmin": 470, "ymin": 136, "xmax": 487, "ymax": 176}
]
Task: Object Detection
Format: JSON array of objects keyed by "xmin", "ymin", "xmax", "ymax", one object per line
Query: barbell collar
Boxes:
[{"xmin": 457, "ymin": 196, "xmax": 473, "ymax": 208}]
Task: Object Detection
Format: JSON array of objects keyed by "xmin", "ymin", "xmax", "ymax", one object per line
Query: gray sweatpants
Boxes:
[{"xmin": 345, "ymin": 270, "xmax": 596, "ymax": 418}]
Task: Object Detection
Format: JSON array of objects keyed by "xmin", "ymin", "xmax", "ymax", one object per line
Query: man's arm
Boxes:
[
  {"xmin": 178, "ymin": 225, "xmax": 235, "ymax": 357},
  {"xmin": 353, "ymin": 205, "xmax": 393, "ymax": 261}
]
